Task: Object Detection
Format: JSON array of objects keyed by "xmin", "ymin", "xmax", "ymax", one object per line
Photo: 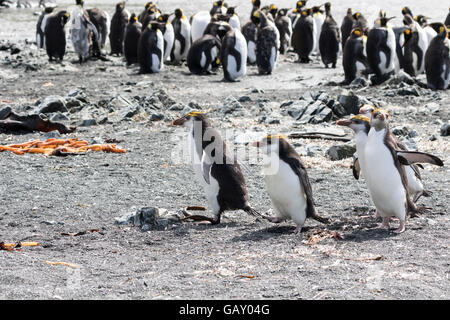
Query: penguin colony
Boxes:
[
  {"xmin": 36, "ymin": 1, "xmax": 450, "ymax": 89},
  {"xmin": 34, "ymin": 1, "xmax": 446, "ymax": 234}
]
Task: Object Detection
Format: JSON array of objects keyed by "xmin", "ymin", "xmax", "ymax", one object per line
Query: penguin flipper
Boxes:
[
  {"xmin": 201, "ymin": 153, "xmax": 212, "ymax": 184},
  {"xmin": 397, "ymin": 150, "xmax": 444, "ymax": 167},
  {"xmin": 352, "ymin": 158, "xmax": 361, "ymax": 180}
]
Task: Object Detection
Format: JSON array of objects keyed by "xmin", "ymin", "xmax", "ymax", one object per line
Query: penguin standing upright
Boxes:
[
  {"xmin": 292, "ymin": 8, "xmax": 315, "ymax": 63},
  {"xmin": 342, "ymin": 28, "xmax": 369, "ymax": 84},
  {"xmin": 241, "ymin": 7, "xmax": 260, "ymax": 64},
  {"xmin": 124, "ymin": 14, "xmax": 141, "ymax": 66},
  {"xmin": 319, "ymin": 2, "xmax": 340, "ymax": 68},
  {"xmin": 157, "ymin": 14, "xmax": 175, "ymax": 62},
  {"xmin": 187, "ymin": 34, "xmax": 221, "ymax": 75},
  {"xmin": 363, "ymin": 109, "xmax": 443, "ymax": 233},
  {"xmin": 312, "ymin": 5, "xmax": 324, "ymax": 53},
  {"xmin": 87, "ymin": 8, "xmax": 110, "ymax": 57},
  {"xmin": 221, "ymin": 28, "xmax": 247, "ymax": 81},
  {"xmin": 109, "ymin": 2, "xmax": 129, "ymax": 56},
  {"xmin": 250, "ymin": 0, "xmax": 261, "ymax": 18},
  {"xmin": 141, "ymin": 6, "xmax": 159, "ymax": 30},
  {"xmin": 366, "ymin": 15, "xmax": 397, "ymax": 84},
  {"xmin": 340, "ymin": 8, "xmax": 354, "ymax": 49},
  {"xmin": 172, "ymin": 111, "xmax": 261, "ymax": 225},
  {"xmin": 210, "ymin": 1, "xmax": 226, "ymax": 16},
  {"xmin": 289, "ymin": 0, "xmax": 307, "ymax": 26},
  {"xmin": 252, "ymin": 134, "xmax": 329, "ymax": 233},
  {"xmin": 352, "ymin": 12, "xmax": 369, "ymax": 35},
  {"xmin": 44, "ymin": 10, "xmax": 70, "ymax": 62},
  {"xmin": 171, "ymin": 8, "xmax": 191, "ymax": 64},
  {"xmin": 402, "ymin": 27, "xmax": 425, "ymax": 77},
  {"xmin": 138, "ymin": 2, "xmax": 155, "ymax": 23},
  {"xmin": 226, "ymin": 7, "xmax": 240, "ymax": 30},
  {"xmin": 414, "ymin": 16, "xmax": 437, "ymax": 46},
  {"xmin": 69, "ymin": 1, "xmax": 99, "ymax": 63},
  {"xmin": 425, "ymin": 24, "xmax": 450, "ymax": 90},
  {"xmin": 254, "ymin": 10, "xmax": 278, "ymax": 75},
  {"xmin": 138, "ymin": 22, "xmax": 164, "ymax": 74},
  {"xmin": 36, "ymin": 6, "xmax": 55, "ymax": 49},
  {"xmin": 191, "ymin": 11, "xmax": 212, "ymax": 43},
  {"xmin": 275, "ymin": 9, "xmax": 292, "ymax": 54}
]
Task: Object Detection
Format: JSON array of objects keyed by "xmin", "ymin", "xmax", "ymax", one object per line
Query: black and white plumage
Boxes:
[
  {"xmin": 253, "ymin": 134, "xmax": 329, "ymax": 233},
  {"xmin": 402, "ymin": 27, "xmax": 424, "ymax": 77},
  {"xmin": 187, "ymin": 34, "xmax": 221, "ymax": 75},
  {"xmin": 275, "ymin": 9, "xmax": 292, "ymax": 55},
  {"xmin": 87, "ymin": 8, "xmax": 109, "ymax": 57},
  {"xmin": 124, "ymin": 14, "xmax": 141, "ymax": 66},
  {"xmin": 340, "ymin": 8, "xmax": 354, "ymax": 50},
  {"xmin": 44, "ymin": 10, "xmax": 70, "ymax": 62},
  {"xmin": 241, "ymin": 13, "xmax": 259, "ymax": 64},
  {"xmin": 342, "ymin": 28, "xmax": 369, "ymax": 84},
  {"xmin": 141, "ymin": 6, "xmax": 159, "ymax": 30},
  {"xmin": 69, "ymin": 4, "xmax": 99, "ymax": 63},
  {"xmin": 172, "ymin": 112, "xmax": 261, "ymax": 225},
  {"xmin": 425, "ymin": 24, "xmax": 450, "ymax": 90},
  {"xmin": 292, "ymin": 9, "xmax": 315, "ymax": 63},
  {"xmin": 36, "ymin": 6, "xmax": 55, "ymax": 49},
  {"xmin": 352, "ymin": 12, "xmax": 369, "ymax": 35},
  {"xmin": 109, "ymin": 2, "xmax": 129, "ymax": 55},
  {"xmin": 254, "ymin": 11, "xmax": 278, "ymax": 75},
  {"xmin": 319, "ymin": 3, "xmax": 340, "ymax": 68},
  {"xmin": 203, "ymin": 21, "xmax": 232, "ymax": 41},
  {"xmin": 445, "ymin": 8, "xmax": 450, "ymax": 27},
  {"xmin": 138, "ymin": 22, "xmax": 164, "ymax": 74},
  {"xmin": 157, "ymin": 14, "xmax": 175, "ymax": 62},
  {"xmin": 170, "ymin": 8, "xmax": 191, "ymax": 64},
  {"xmin": 221, "ymin": 28, "xmax": 247, "ymax": 81}
]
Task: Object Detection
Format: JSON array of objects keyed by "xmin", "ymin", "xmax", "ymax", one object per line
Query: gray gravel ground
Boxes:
[{"xmin": 0, "ymin": 0, "xmax": 449, "ymax": 300}]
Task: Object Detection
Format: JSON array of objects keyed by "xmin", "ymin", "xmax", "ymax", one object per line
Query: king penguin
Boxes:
[
  {"xmin": 109, "ymin": 2, "xmax": 129, "ymax": 56},
  {"xmin": 86, "ymin": 7, "xmax": 110, "ymax": 57},
  {"xmin": 138, "ymin": 22, "xmax": 164, "ymax": 74},
  {"xmin": 319, "ymin": 2, "xmax": 340, "ymax": 68},
  {"xmin": 124, "ymin": 13, "xmax": 142, "ymax": 66},
  {"xmin": 340, "ymin": 8, "xmax": 354, "ymax": 49},
  {"xmin": 221, "ymin": 28, "xmax": 247, "ymax": 81},
  {"xmin": 292, "ymin": 8, "xmax": 315, "ymax": 63},
  {"xmin": 171, "ymin": 8, "xmax": 191, "ymax": 64},
  {"xmin": 172, "ymin": 111, "xmax": 261, "ymax": 225},
  {"xmin": 275, "ymin": 8, "xmax": 292, "ymax": 55},
  {"xmin": 157, "ymin": 13, "xmax": 175, "ymax": 63},
  {"xmin": 44, "ymin": 10, "xmax": 70, "ymax": 62},
  {"xmin": 254, "ymin": 10, "xmax": 278, "ymax": 75},
  {"xmin": 36, "ymin": 5, "xmax": 55, "ymax": 49},
  {"xmin": 312, "ymin": 5, "xmax": 325, "ymax": 53},
  {"xmin": 342, "ymin": 28, "xmax": 369, "ymax": 85},
  {"xmin": 252, "ymin": 134, "xmax": 329, "ymax": 233},
  {"xmin": 363, "ymin": 109, "xmax": 443, "ymax": 233},
  {"xmin": 187, "ymin": 34, "xmax": 221, "ymax": 75},
  {"xmin": 226, "ymin": 6, "xmax": 240, "ymax": 30},
  {"xmin": 445, "ymin": 8, "xmax": 450, "ymax": 26},
  {"xmin": 402, "ymin": 26, "xmax": 425, "ymax": 77},
  {"xmin": 425, "ymin": 24, "xmax": 450, "ymax": 90},
  {"xmin": 366, "ymin": 15, "xmax": 397, "ymax": 84}
]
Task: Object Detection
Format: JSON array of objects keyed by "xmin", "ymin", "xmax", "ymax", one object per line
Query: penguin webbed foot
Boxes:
[
  {"xmin": 393, "ymin": 221, "xmax": 406, "ymax": 234},
  {"xmin": 180, "ymin": 209, "xmax": 220, "ymax": 225}
]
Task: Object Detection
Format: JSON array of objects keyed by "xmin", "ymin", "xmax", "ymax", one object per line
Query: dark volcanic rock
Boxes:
[
  {"xmin": 327, "ymin": 144, "xmax": 357, "ymax": 161},
  {"xmin": 440, "ymin": 123, "xmax": 450, "ymax": 137},
  {"xmin": 338, "ymin": 90, "xmax": 364, "ymax": 116},
  {"xmin": 38, "ymin": 96, "xmax": 67, "ymax": 114}
]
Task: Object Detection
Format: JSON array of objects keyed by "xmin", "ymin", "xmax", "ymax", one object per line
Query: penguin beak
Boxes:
[
  {"xmin": 172, "ymin": 117, "xmax": 187, "ymax": 126},
  {"xmin": 336, "ymin": 119, "xmax": 352, "ymax": 126}
]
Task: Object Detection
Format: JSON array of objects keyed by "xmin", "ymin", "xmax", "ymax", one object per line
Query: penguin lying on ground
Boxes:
[
  {"xmin": 44, "ymin": 10, "xmax": 70, "ymax": 62},
  {"xmin": 425, "ymin": 24, "xmax": 450, "ymax": 90},
  {"xmin": 187, "ymin": 34, "xmax": 221, "ymax": 75},
  {"xmin": 340, "ymin": 8, "xmax": 354, "ymax": 50},
  {"xmin": 292, "ymin": 8, "xmax": 315, "ymax": 63},
  {"xmin": 221, "ymin": 28, "xmax": 247, "ymax": 81},
  {"xmin": 138, "ymin": 22, "xmax": 164, "ymax": 74},
  {"xmin": 109, "ymin": 2, "xmax": 129, "ymax": 56},
  {"xmin": 342, "ymin": 28, "xmax": 369, "ymax": 85},
  {"xmin": 319, "ymin": 2, "xmax": 340, "ymax": 68},
  {"xmin": 363, "ymin": 108, "xmax": 443, "ymax": 233},
  {"xmin": 252, "ymin": 134, "xmax": 329, "ymax": 234},
  {"xmin": 172, "ymin": 111, "xmax": 262, "ymax": 225},
  {"xmin": 124, "ymin": 14, "xmax": 141, "ymax": 66},
  {"xmin": 171, "ymin": 8, "xmax": 191, "ymax": 64},
  {"xmin": 36, "ymin": 6, "xmax": 55, "ymax": 49},
  {"xmin": 366, "ymin": 15, "xmax": 397, "ymax": 84},
  {"xmin": 254, "ymin": 10, "xmax": 278, "ymax": 75}
]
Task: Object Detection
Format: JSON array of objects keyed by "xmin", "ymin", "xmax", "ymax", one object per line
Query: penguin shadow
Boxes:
[{"xmin": 231, "ymin": 223, "xmax": 315, "ymax": 243}]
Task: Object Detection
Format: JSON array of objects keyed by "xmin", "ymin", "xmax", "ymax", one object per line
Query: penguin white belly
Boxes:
[
  {"xmin": 311, "ymin": 19, "xmax": 317, "ymax": 53},
  {"xmin": 163, "ymin": 24, "xmax": 174, "ymax": 62},
  {"xmin": 379, "ymin": 28, "xmax": 396, "ymax": 74},
  {"xmin": 263, "ymin": 158, "xmax": 307, "ymax": 226},
  {"xmin": 269, "ymin": 46, "xmax": 277, "ymax": 70},
  {"xmin": 268, "ymin": 20, "xmax": 280, "ymax": 50},
  {"xmin": 412, "ymin": 52, "xmax": 419, "ymax": 74},
  {"xmin": 191, "ymin": 11, "xmax": 210, "ymax": 42},
  {"xmin": 365, "ymin": 131, "xmax": 407, "ymax": 220},
  {"xmin": 229, "ymin": 15, "xmax": 241, "ymax": 30},
  {"xmin": 151, "ymin": 32, "xmax": 164, "ymax": 72},
  {"xmin": 354, "ymin": 132, "xmax": 368, "ymax": 178},
  {"xmin": 226, "ymin": 31, "xmax": 247, "ymax": 80},
  {"xmin": 247, "ymin": 41, "xmax": 256, "ymax": 63},
  {"xmin": 313, "ymin": 14, "xmax": 324, "ymax": 53}
]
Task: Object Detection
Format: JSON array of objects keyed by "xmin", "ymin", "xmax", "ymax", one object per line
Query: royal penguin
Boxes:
[
  {"xmin": 36, "ymin": 6, "xmax": 55, "ymax": 49},
  {"xmin": 342, "ymin": 28, "xmax": 369, "ymax": 84},
  {"xmin": 292, "ymin": 8, "xmax": 315, "ymax": 63},
  {"xmin": 366, "ymin": 16, "xmax": 397, "ymax": 84},
  {"xmin": 44, "ymin": 10, "xmax": 70, "ymax": 62},
  {"xmin": 138, "ymin": 22, "xmax": 164, "ymax": 74},
  {"xmin": 340, "ymin": 8, "xmax": 354, "ymax": 50},
  {"xmin": 312, "ymin": 5, "xmax": 325, "ymax": 53},
  {"xmin": 221, "ymin": 28, "xmax": 247, "ymax": 81},
  {"xmin": 319, "ymin": 2, "xmax": 340, "ymax": 68},
  {"xmin": 275, "ymin": 8, "xmax": 292, "ymax": 54},
  {"xmin": 124, "ymin": 13, "xmax": 142, "ymax": 66},
  {"xmin": 69, "ymin": 1, "xmax": 99, "ymax": 63},
  {"xmin": 109, "ymin": 2, "xmax": 129, "ymax": 56},
  {"xmin": 157, "ymin": 14, "xmax": 175, "ymax": 63},
  {"xmin": 171, "ymin": 8, "xmax": 191, "ymax": 64},
  {"xmin": 363, "ymin": 109, "xmax": 443, "ymax": 233},
  {"xmin": 252, "ymin": 134, "xmax": 329, "ymax": 234},
  {"xmin": 425, "ymin": 24, "xmax": 450, "ymax": 90},
  {"xmin": 226, "ymin": 6, "xmax": 240, "ymax": 30},
  {"xmin": 172, "ymin": 111, "xmax": 261, "ymax": 225},
  {"xmin": 187, "ymin": 34, "xmax": 221, "ymax": 75},
  {"xmin": 254, "ymin": 10, "xmax": 278, "ymax": 75}
]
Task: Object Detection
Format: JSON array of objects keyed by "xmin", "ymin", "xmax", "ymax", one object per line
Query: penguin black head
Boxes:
[
  {"xmin": 402, "ymin": 27, "xmax": 414, "ymax": 42},
  {"xmin": 277, "ymin": 8, "xmax": 289, "ymax": 17},
  {"xmin": 172, "ymin": 111, "xmax": 211, "ymax": 127},
  {"xmin": 251, "ymin": 10, "xmax": 261, "ymax": 24},
  {"xmin": 174, "ymin": 8, "xmax": 184, "ymax": 19},
  {"xmin": 44, "ymin": 6, "xmax": 55, "ymax": 14},
  {"xmin": 353, "ymin": 12, "xmax": 362, "ymax": 20},
  {"xmin": 403, "ymin": 13, "xmax": 414, "ymax": 26},
  {"xmin": 435, "ymin": 23, "xmax": 449, "ymax": 38},
  {"xmin": 116, "ymin": 2, "xmax": 125, "ymax": 12},
  {"xmin": 252, "ymin": 134, "xmax": 289, "ymax": 154},
  {"xmin": 58, "ymin": 11, "xmax": 71, "ymax": 25},
  {"xmin": 401, "ymin": 6, "xmax": 413, "ymax": 16},
  {"xmin": 252, "ymin": 0, "xmax": 261, "ymax": 8},
  {"xmin": 351, "ymin": 28, "xmax": 364, "ymax": 37},
  {"xmin": 346, "ymin": 8, "xmax": 353, "ymax": 15},
  {"xmin": 336, "ymin": 115, "xmax": 371, "ymax": 134},
  {"xmin": 76, "ymin": 0, "xmax": 84, "ymax": 7},
  {"xmin": 212, "ymin": 13, "xmax": 230, "ymax": 22},
  {"xmin": 414, "ymin": 15, "xmax": 429, "ymax": 27},
  {"xmin": 312, "ymin": 6, "xmax": 323, "ymax": 14},
  {"xmin": 149, "ymin": 22, "xmax": 163, "ymax": 31},
  {"xmin": 300, "ymin": 9, "xmax": 311, "ymax": 17},
  {"xmin": 129, "ymin": 13, "xmax": 139, "ymax": 23},
  {"xmin": 145, "ymin": 2, "xmax": 154, "ymax": 9},
  {"xmin": 213, "ymin": 0, "xmax": 224, "ymax": 7},
  {"xmin": 157, "ymin": 14, "xmax": 172, "ymax": 23},
  {"xmin": 378, "ymin": 16, "xmax": 395, "ymax": 27},
  {"xmin": 226, "ymin": 6, "xmax": 236, "ymax": 15},
  {"xmin": 296, "ymin": 1, "xmax": 307, "ymax": 10}
]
